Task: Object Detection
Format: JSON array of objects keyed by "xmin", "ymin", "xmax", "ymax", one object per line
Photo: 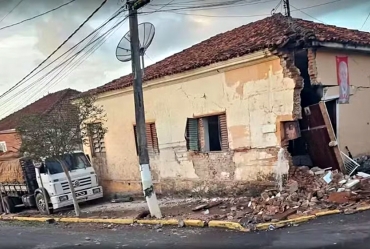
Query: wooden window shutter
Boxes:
[
  {"xmin": 218, "ymin": 114, "xmax": 229, "ymax": 150},
  {"xmin": 186, "ymin": 118, "xmax": 199, "ymax": 151},
  {"xmin": 150, "ymin": 123, "xmax": 159, "ymax": 153},
  {"xmin": 145, "ymin": 124, "xmax": 153, "ymax": 153}
]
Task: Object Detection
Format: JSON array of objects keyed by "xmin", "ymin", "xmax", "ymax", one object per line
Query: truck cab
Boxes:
[{"xmin": 0, "ymin": 151, "xmax": 103, "ymax": 214}]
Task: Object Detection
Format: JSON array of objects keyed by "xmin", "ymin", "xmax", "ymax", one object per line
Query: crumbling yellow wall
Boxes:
[
  {"xmin": 315, "ymin": 49, "xmax": 370, "ymax": 156},
  {"xmin": 85, "ymin": 53, "xmax": 296, "ymax": 194}
]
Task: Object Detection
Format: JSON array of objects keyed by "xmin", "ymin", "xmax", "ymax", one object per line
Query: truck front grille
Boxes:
[{"xmin": 61, "ymin": 176, "xmax": 91, "ymax": 191}]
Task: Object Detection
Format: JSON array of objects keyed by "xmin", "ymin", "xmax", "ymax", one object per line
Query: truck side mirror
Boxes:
[{"xmin": 85, "ymin": 154, "xmax": 91, "ymax": 162}]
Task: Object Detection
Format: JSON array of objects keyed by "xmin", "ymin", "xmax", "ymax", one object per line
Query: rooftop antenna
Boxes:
[{"xmin": 115, "ymin": 22, "xmax": 155, "ymax": 77}]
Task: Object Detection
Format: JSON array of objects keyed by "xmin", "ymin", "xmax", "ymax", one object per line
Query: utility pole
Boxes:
[
  {"xmin": 283, "ymin": 0, "xmax": 291, "ymax": 17},
  {"xmin": 126, "ymin": 0, "xmax": 162, "ymax": 218}
]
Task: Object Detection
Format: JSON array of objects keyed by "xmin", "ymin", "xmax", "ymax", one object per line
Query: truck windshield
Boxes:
[{"xmin": 45, "ymin": 153, "xmax": 92, "ymax": 175}]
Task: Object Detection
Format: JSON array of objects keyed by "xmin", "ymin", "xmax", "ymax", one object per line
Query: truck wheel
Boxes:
[
  {"xmin": 3, "ymin": 197, "xmax": 17, "ymax": 214},
  {"xmin": 35, "ymin": 193, "xmax": 49, "ymax": 215}
]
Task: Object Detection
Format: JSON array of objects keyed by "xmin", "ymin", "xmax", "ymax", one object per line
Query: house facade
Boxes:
[
  {"xmin": 0, "ymin": 89, "xmax": 80, "ymax": 154},
  {"xmin": 79, "ymin": 14, "xmax": 370, "ymax": 195}
]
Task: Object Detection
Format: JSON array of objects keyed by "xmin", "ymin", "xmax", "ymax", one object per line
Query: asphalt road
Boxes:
[{"xmin": 1, "ymin": 211, "xmax": 370, "ymax": 249}]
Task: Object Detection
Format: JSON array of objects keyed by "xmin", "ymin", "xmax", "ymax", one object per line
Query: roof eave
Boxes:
[
  {"xmin": 0, "ymin": 128, "xmax": 16, "ymax": 134},
  {"xmin": 312, "ymin": 41, "xmax": 370, "ymax": 54}
]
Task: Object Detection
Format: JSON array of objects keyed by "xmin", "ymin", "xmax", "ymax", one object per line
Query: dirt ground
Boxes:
[{"xmin": 13, "ymin": 197, "xmax": 237, "ymax": 221}]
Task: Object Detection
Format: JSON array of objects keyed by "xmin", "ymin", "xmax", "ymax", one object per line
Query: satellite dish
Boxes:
[{"xmin": 116, "ymin": 22, "xmax": 155, "ymax": 76}]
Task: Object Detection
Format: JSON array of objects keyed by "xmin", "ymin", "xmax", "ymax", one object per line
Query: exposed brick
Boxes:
[
  {"xmin": 307, "ymin": 48, "xmax": 319, "ymax": 85},
  {"xmin": 0, "ymin": 132, "xmax": 21, "ymax": 153}
]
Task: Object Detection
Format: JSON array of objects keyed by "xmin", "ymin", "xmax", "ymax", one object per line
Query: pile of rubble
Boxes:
[{"xmin": 191, "ymin": 166, "xmax": 370, "ymax": 229}]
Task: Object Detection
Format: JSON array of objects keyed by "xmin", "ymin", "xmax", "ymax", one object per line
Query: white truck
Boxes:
[{"xmin": 0, "ymin": 151, "xmax": 103, "ymax": 214}]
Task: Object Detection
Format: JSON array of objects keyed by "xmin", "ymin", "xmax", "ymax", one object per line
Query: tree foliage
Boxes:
[{"xmin": 16, "ymin": 95, "xmax": 107, "ymax": 160}]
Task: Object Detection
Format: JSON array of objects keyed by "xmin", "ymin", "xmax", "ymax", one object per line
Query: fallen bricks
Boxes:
[{"xmin": 189, "ymin": 165, "xmax": 370, "ymax": 230}]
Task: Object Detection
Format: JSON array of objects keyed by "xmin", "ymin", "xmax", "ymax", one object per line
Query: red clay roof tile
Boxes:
[
  {"xmin": 0, "ymin": 89, "xmax": 80, "ymax": 131},
  {"xmin": 80, "ymin": 13, "xmax": 370, "ymax": 97}
]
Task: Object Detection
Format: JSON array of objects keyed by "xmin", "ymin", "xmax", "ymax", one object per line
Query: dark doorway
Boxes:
[{"xmin": 325, "ymin": 99, "xmax": 338, "ymax": 136}]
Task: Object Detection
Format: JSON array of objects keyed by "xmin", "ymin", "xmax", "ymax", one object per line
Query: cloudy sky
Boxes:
[{"xmin": 0, "ymin": 0, "xmax": 369, "ymax": 118}]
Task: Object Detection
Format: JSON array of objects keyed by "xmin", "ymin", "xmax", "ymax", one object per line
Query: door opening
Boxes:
[
  {"xmin": 286, "ymin": 50, "xmax": 342, "ymax": 170},
  {"xmin": 324, "ymin": 99, "xmax": 338, "ymax": 137}
]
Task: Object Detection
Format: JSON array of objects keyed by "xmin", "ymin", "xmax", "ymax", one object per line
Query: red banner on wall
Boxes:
[{"xmin": 336, "ymin": 56, "xmax": 350, "ymax": 104}]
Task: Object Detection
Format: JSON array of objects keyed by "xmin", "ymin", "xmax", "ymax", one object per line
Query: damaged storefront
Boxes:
[{"xmin": 283, "ymin": 49, "xmax": 358, "ymax": 176}]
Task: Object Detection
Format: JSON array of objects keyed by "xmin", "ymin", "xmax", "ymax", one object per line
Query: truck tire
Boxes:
[
  {"xmin": 35, "ymin": 193, "xmax": 49, "ymax": 215},
  {"xmin": 3, "ymin": 197, "xmax": 17, "ymax": 214}
]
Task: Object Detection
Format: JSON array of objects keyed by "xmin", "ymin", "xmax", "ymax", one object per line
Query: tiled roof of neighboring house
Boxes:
[
  {"xmin": 0, "ymin": 89, "xmax": 80, "ymax": 131},
  {"xmin": 78, "ymin": 13, "xmax": 370, "ymax": 97}
]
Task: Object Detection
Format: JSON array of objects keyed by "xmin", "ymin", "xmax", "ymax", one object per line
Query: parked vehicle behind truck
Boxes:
[{"xmin": 0, "ymin": 151, "xmax": 103, "ymax": 214}]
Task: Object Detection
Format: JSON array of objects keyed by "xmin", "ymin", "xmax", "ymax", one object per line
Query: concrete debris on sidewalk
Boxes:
[
  {"xmin": 190, "ymin": 165, "xmax": 370, "ymax": 230},
  {"xmin": 9, "ymin": 163, "xmax": 370, "ymax": 231}
]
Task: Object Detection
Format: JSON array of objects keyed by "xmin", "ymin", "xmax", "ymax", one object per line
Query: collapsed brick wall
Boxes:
[
  {"xmin": 307, "ymin": 48, "xmax": 319, "ymax": 85},
  {"xmin": 275, "ymin": 50, "xmax": 306, "ymax": 177},
  {"xmin": 278, "ymin": 51, "xmax": 304, "ymax": 120}
]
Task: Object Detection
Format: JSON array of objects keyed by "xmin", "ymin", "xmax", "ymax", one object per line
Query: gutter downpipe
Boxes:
[{"xmin": 312, "ymin": 41, "xmax": 370, "ymax": 53}]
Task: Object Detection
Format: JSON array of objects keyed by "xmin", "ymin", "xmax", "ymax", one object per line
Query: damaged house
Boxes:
[{"xmin": 77, "ymin": 13, "xmax": 370, "ymax": 195}]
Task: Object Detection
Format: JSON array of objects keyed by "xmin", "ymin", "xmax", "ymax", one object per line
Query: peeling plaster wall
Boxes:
[
  {"xmin": 315, "ymin": 49, "xmax": 370, "ymax": 156},
  {"xmin": 87, "ymin": 55, "xmax": 296, "ymax": 195}
]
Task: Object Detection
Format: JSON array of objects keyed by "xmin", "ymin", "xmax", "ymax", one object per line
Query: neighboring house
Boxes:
[
  {"xmin": 77, "ymin": 13, "xmax": 370, "ymax": 195},
  {"xmin": 0, "ymin": 89, "xmax": 81, "ymax": 154}
]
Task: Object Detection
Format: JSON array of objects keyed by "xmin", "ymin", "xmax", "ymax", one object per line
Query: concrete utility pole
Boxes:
[
  {"xmin": 126, "ymin": 0, "xmax": 162, "ymax": 218},
  {"xmin": 283, "ymin": 0, "xmax": 291, "ymax": 17}
]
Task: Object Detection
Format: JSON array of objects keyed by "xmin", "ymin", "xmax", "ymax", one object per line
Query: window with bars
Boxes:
[
  {"xmin": 0, "ymin": 141, "xmax": 7, "ymax": 153},
  {"xmin": 133, "ymin": 122, "xmax": 159, "ymax": 155},
  {"xmin": 185, "ymin": 113, "xmax": 229, "ymax": 152},
  {"xmin": 88, "ymin": 123, "xmax": 106, "ymax": 157}
]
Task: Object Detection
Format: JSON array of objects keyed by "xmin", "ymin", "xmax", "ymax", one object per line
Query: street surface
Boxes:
[{"xmin": 1, "ymin": 211, "xmax": 370, "ymax": 249}]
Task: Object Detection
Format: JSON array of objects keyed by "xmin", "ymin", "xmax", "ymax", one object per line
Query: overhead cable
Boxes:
[
  {"xmin": 0, "ymin": 0, "xmax": 108, "ymax": 101},
  {"xmin": 0, "ymin": 0, "xmax": 77, "ymax": 31},
  {"xmin": 0, "ymin": 0, "xmax": 24, "ymax": 23}
]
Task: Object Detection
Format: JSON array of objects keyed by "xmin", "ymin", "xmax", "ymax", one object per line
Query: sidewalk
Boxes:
[{"xmin": 5, "ymin": 165, "xmax": 370, "ymax": 231}]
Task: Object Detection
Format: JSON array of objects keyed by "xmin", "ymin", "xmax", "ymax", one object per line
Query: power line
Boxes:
[
  {"xmin": 0, "ymin": 10, "xmax": 128, "ymax": 116},
  {"xmin": 0, "ymin": 0, "xmax": 24, "ymax": 23},
  {"xmin": 0, "ymin": 0, "xmax": 108, "ymax": 101},
  {"xmin": 271, "ymin": 0, "xmax": 282, "ymax": 15},
  {"xmin": 10, "ymin": 12, "xmax": 129, "ymax": 114},
  {"xmin": 140, "ymin": 0, "xmax": 343, "ymax": 18},
  {"xmin": 0, "ymin": 0, "xmax": 76, "ymax": 31},
  {"xmin": 289, "ymin": 3, "xmax": 326, "ymax": 23},
  {"xmin": 361, "ymin": 12, "xmax": 370, "ymax": 30},
  {"xmin": 1, "ymin": 12, "xmax": 128, "ymax": 115},
  {"xmin": 146, "ymin": 0, "xmax": 277, "ymax": 12}
]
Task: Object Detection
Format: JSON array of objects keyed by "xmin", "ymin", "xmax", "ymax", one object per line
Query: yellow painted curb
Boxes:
[
  {"xmin": 356, "ymin": 205, "xmax": 370, "ymax": 211},
  {"xmin": 2, "ymin": 216, "xmax": 57, "ymax": 222},
  {"xmin": 208, "ymin": 220, "xmax": 249, "ymax": 232},
  {"xmin": 135, "ymin": 219, "xmax": 178, "ymax": 226},
  {"xmin": 315, "ymin": 210, "xmax": 341, "ymax": 217},
  {"xmin": 184, "ymin": 220, "xmax": 205, "ymax": 227},
  {"xmin": 59, "ymin": 218, "xmax": 134, "ymax": 224},
  {"xmin": 256, "ymin": 215, "xmax": 316, "ymax": 231}
]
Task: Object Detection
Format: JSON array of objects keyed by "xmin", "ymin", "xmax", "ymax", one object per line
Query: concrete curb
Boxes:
[{"xmin": 1, "ymin": 206, "xmax": 369, "ymax": 232}]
